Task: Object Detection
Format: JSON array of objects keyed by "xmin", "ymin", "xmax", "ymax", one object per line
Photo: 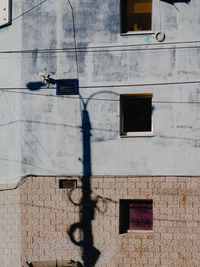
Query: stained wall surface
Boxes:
[
  {"xmin": 0, "ymin": 0, "xmax": 22, "ymax": 183},
  {"xmin": 0, "ymin": 1, "xmax": 199, "ymax": 183},
  {"xmin": 0, "ymin": 1, "xmax": 199, "ymax": 267}
]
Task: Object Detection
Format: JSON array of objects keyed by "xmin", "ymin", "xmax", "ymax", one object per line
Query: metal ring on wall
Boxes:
[{"xmin": 156, "ymin": 32, "xmax": 166, "ymax": 42}]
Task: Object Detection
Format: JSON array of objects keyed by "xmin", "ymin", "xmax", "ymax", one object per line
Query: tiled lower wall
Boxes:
[
  {"xmin": 0, "ymin": 184, "xmax": 21, "ymax": 267},
  {"xmin": 20, "ymin": 176, "xmax": 82, "ymax": 266},
  {"xmin": 1, "ymin": 176, "xmax": 200, "ymax": 267}
]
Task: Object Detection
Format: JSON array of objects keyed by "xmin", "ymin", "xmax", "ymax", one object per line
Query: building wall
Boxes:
[
  {"xmin": 0, "ymin": 184, "xmax": 21, "ymax": 267},
  {"xmin": 0, "ymin": 0, "xmax": 22, "ymax": 184},
  {"xmin": 18, "ymin": 176, "xmax": 200, "ymax": 267},
  {"xmin": 0, "ymin": 1, "xmax": 199, "ymax": 266},
  {"xmin": 1, "ymin": 174, "xmax": 200, "ymax": 267},
  {"xmin": 0, "ymin": 1, "xmax": 199, "ymax": 183}
]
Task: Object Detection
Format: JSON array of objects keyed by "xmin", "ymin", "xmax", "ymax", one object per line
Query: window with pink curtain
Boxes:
[
  {"xmin": 120, "ymin": 200, "xmax": 153, "ymax": 233},
  {"xmin": 129, "ymin": 201, "xmax": 153, "ymax": 230}
]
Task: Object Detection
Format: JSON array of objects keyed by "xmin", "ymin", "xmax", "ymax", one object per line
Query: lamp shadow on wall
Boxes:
[
  {"xmin": 25, "ymin": 84, "xmax": 118, "ymax": 266},
  {"xmin": 26, "ymin": 81, "xmax": 44, "ymax": 90},
  {"xmin": 67, "ymin": 105, "xmax": 100, "ymax": 267},
  {"xmin": 67, "ymin": 92, "xmax": 118, "ymax": 267},
  {"xmin": 67, "ymin": 179, "xmax": 117, "ymax": 267}
]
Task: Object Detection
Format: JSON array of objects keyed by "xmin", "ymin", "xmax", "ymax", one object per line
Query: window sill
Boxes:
[
  {"xmin": 127, "ymin": 230, "xmax": 153, "ymax": 233},
  {"xmin": 0, "ymin": 22, "xmax": 12, "ymax": 29},
  {"xmin": 121, "ymin": 132, "xmax": 154, "ymax": 137},
  {"xmin": 120, "ymin": 31, "xmax": 154, "ymax": 36}
]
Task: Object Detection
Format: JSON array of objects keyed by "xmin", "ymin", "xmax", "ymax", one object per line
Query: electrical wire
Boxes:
[
  {"xmin": 0, "ymin": 42, "xmax": 200, "ymax": 54},
  {"xmin": 3, "ymin": 0, "xmax": 199, "ymax": 57},
  {"xmin": 0, "ymin": 175, "xmax": 33, "ymax": 191},
  {"xmin": 159, "ymin": 0, "xmax": 162, "ymax": 32},
  {"xmin": 3, "ymin": 92, "xmax": 56, "ymax": 172},
  {"xmin": 79, "ymin": 80, "xmax": 200, "ymax": 88},
  {"xmin": 0, "ymin": 88, "xmax": 200, "ymax": 105},
  {"xmin": 1, "ymin": 174, "xmax": 200, "ymax": 192},
  {"xmin": 0, "ymin": 80, "xmax": 199, "ymax": 91},
  {"xmin": 67, "ymin": 0, "xmax": 79, "ymax": 79},
  {"xmin": 11, "ymin": 0, "xmax": 49, "ymax": 23}
]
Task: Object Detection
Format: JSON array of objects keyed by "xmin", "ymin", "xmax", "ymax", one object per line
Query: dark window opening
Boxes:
[
  {"xmin": 120, "ymin": 94, "xmax": 152, "ymax": 135},
  {"xmin": 120, "ymin": 199, "xmax": 153, "ymax": 233},
  {"xmin": 121, "ymin": 0, "xmax": 152, "ymax": 33}
]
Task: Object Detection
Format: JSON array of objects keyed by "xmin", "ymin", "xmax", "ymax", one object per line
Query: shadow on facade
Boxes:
[
  {"xmin": 27, "ymin": 81, "xmax": 44, "ymax": 90},
  {"xmin": 160, "ymin": 0, "xmax": 190, "ymax": 4},
  {"xmin": 26, "ymin": 84, "xmax": 118, "ymax": 266},
  {"xmin": 160, "ymin": 0, "xmax": 190, "ymax": 11},
  {"xmin": 68, "ymin": 105, "xmax": 100, "ymax": 267},
  {"xmin": 67, "ymin": 93, "xmax": 118, "ymax": 267},
  {"xmin": 26, "ymin": 77, "xmax": 56, "ymax": 90}
]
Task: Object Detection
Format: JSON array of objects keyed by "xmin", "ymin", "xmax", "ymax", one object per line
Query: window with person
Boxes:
[{"xmin": 121, "ymin": 0, "xmax": 153, "ymax": 33}]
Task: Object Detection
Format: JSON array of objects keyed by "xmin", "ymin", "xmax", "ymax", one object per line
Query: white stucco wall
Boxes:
[
  {"xmin": 0, "ymin": 0, "xmax": 199, "ymax": 183},
  {"xmin": 0, "ymin": 0, "xmax": 22, "ymax": 183}
]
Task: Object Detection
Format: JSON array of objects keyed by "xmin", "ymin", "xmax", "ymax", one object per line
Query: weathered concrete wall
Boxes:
[
  {"xmin": 0, "ymin": 0, "xmax": 199, "ymax": 182},
  {"xmin": 19, "ymin": 176, "xmax": 200, "ymax": 267},
  {"xmin": 0, "ymin": 0, "xmax": 22, "ymax": 183}
]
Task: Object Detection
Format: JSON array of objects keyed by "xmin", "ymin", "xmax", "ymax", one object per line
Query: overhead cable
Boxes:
[
  {"xmin": 0, "ymin": 89, "xmax": 200, "ymax": 104},
  {"xmin": 0, "ymin": 80, "xmax": 200, "ymax": 91},
  {"xmin": 0, "ymin": 41, "xmax": 200, "ymax": 54},
  {"xmin": 11, "ymin": 0, "xmax": 49, "ymax": 23}
]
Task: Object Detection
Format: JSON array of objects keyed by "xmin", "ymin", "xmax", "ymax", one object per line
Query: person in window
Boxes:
[{"xmin": 133, "ymin": 23, "xmax": 142, "ymax": 31}]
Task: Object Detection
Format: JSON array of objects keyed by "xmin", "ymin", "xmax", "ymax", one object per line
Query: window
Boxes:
[
  {"xmin": 120, "ymin": 0, "xmax": 152, "ymax": 34},
  {"xmin": 120, "ymin": 94, "xmax": 153, "ymax": 136},
  {"xmin": 120, "ymin": 200, "xmax": 153, "ymax": 233},
  {"xmin": 0, "ymin": 0, "xmax": 12, "ymax": 28}
]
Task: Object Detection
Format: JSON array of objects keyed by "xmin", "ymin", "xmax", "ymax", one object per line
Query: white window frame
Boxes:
[
  {"xmin": 120, "ymin": 94, "xmax": 153, "ymax": 137},
  {"xmin": 120, "ymin": 0, "xmax": 154, "ymax": 35}
]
